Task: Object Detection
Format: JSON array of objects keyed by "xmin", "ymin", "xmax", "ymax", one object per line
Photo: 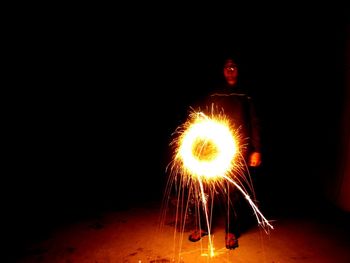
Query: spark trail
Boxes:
[{"xmin": 163, "ymin": 106, "xmax": 273, "ymax": 258}]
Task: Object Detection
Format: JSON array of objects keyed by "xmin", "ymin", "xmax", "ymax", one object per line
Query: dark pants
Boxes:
[{"xmin": 193, "ymin": 171, "xmax": 258, "ymax": 237}]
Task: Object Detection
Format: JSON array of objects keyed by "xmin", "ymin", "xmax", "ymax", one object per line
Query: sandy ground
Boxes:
[{"xmin": 10, "ymin": 199, "xmax": 350, "ymax": 263}]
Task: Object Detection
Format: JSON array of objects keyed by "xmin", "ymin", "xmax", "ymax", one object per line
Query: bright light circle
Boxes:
[{"xmin": 178, "ymin": 117, "xmax": 237, "ymax": 179}]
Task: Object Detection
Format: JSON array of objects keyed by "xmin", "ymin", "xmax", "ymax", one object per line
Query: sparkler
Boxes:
[{"xmin": 163, "ymin": 105, "xmax": 273, "ymax": 258}]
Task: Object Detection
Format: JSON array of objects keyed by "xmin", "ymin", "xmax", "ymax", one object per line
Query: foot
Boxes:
[
  {"xmin": 188, "ymin": 229, "xmax": 208, "ymax": 242},
  {"xmin": 225, "ymin": 233, "xmax": 239, "ymax": 249}
]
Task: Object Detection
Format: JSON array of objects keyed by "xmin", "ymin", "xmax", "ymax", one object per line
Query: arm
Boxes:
[{"xmin": 247, "ymin": 96, "xmax": 262, "ymax": 167}]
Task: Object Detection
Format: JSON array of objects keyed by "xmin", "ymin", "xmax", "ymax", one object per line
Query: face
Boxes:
[{"xmin": 223, "ymin": 58, "xmax": 238, "ymax": 86}]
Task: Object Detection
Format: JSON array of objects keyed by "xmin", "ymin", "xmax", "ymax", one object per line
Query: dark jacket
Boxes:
[{"xmin": 197, "ymin": 84, "xmax": 261, "ymax": 160}]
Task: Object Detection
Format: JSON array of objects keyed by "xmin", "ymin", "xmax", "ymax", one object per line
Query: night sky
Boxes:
[{"xmin": 6, "ymin": 5, "xmax": 349, "ymax": 252}]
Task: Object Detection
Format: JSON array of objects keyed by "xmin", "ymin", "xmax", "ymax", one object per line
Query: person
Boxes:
[{"xmin": 188, "ymin": 56, "xmax": 262, "ymax": 249}]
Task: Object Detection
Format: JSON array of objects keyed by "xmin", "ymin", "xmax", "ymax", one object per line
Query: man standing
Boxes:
[{"xmin": 188, "ymin": 57, "xmax": 262, "ymax": 249}]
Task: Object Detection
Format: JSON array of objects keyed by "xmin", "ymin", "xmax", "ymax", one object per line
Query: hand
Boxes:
[{"xmin": 249, "ymin": 152, "xmax": 261, "ymax": 167}]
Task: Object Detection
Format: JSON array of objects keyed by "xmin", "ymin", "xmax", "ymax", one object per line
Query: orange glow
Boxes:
[
  {"xmin": 164, "ymin": 106, "xmax": 273, "ymax": 258},
  {"xmin": 176, "ymin": 111, "xmax": 238, "ymax": 180},
  {"xmin": 172, "ymin": 111, "xmax": 240, "ymax": 186}
]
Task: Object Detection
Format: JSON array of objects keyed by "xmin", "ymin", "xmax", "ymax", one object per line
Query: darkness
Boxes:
[{"xmin": 5, "ymin": 5, "xmax": 349, "ymax": 260}]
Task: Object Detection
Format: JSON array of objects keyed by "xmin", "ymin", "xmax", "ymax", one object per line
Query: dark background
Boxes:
[{"xmin": 5, "ymin": 4, "xmax": 349, "ymax": 254}]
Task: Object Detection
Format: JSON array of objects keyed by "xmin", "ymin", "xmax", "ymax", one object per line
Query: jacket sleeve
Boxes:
[{"xmin": 247, "ymin": 96, "xmax": 262, "ymax": 153}]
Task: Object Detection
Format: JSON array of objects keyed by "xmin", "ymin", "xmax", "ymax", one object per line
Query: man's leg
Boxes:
[
  {"xmin": 188, "ymin": 192, "xmax": 210, "ymax": 242},
  {"xmin": 225, "ymin": 184, "xmax": 240, "ymax": 249}
]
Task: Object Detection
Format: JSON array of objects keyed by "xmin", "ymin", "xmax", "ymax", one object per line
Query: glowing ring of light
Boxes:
[{"xmin": 178, "ymin": 117, "xmax": 237, "ymax": 179}]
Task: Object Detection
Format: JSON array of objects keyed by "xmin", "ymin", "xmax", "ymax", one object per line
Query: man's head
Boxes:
[{"xmin": 223, "ymin": 58, "xmax": 238, "ymax": 86}]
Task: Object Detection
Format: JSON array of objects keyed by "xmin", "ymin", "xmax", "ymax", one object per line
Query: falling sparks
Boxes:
[
  {"xmin": 176, "ymin": 111, "xmax": 238, "ymax": 180},
  {"xmin": 162, "ymin": 105, "xmax": 273, "ymax": 259}
]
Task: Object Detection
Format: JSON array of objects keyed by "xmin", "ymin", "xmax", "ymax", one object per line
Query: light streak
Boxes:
[
  {"xmin": 163, "ymin": 105, "xmax": 273, "ymax": 258},
  {"xmin": 177, "ymin": 111, "xmax": 237, "ymax": 180}
]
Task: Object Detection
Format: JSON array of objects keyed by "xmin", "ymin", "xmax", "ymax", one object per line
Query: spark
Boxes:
[
  {"xmin": 163, "ymin": 105, "xmax": 273, "ymax": 258},
  {"xmin": 176, "ymin": 111, "xmax": 238, "ymax": 180}
]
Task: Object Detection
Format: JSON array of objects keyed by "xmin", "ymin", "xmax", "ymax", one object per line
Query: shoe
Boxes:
[
  {"xmin": 188, "ymin": 229, "xmax": 208, "ymax": 242},
  {"xmin": 225, "ymin": 233, "xmax": 239, "ymax": 249}
]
